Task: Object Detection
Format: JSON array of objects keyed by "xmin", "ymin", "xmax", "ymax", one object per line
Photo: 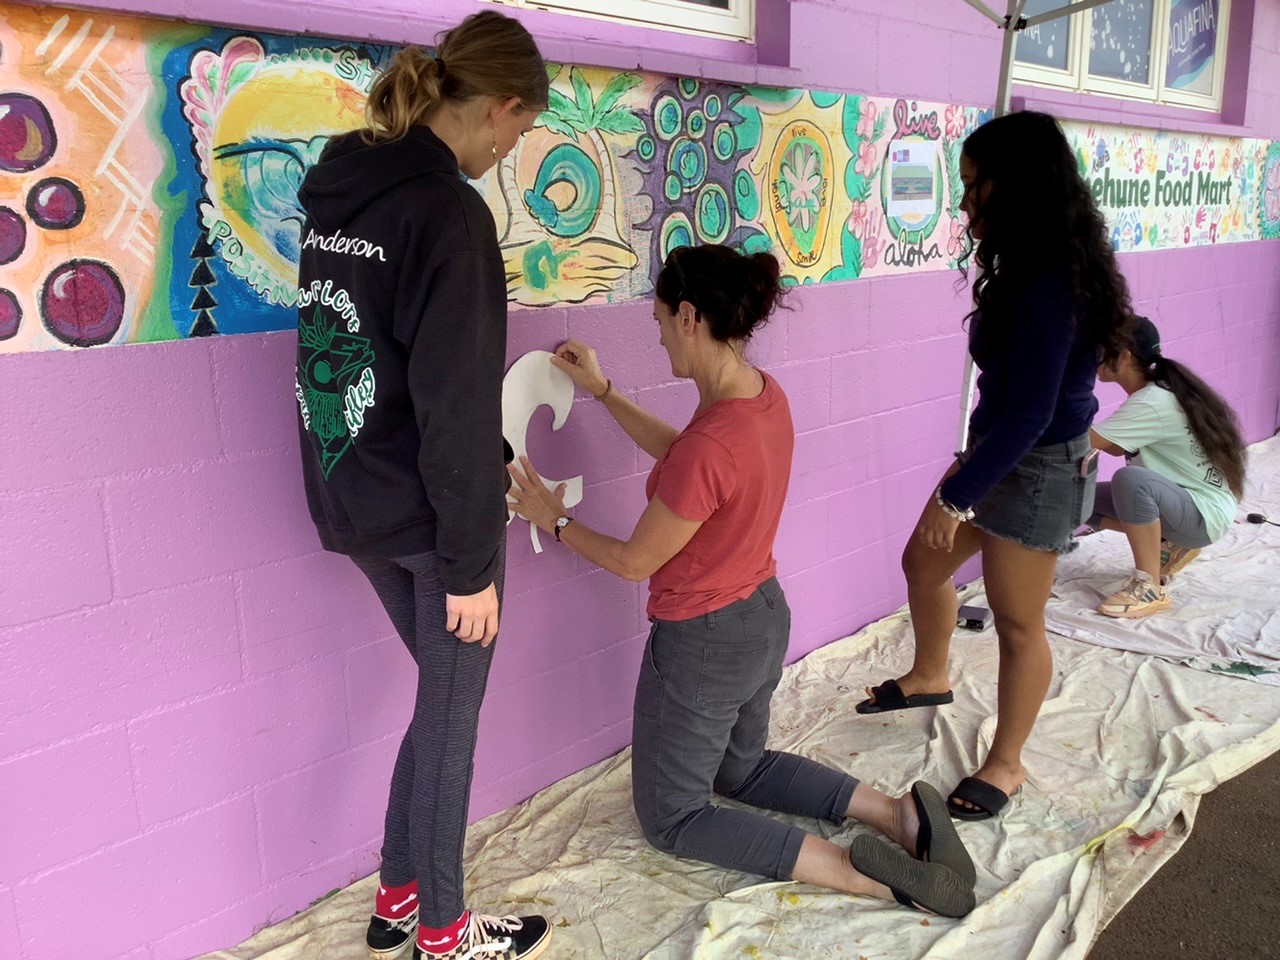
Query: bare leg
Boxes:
[
  {"xmin": 1120, "ymin": 518, "xmax": 1163, "ymax": 581},
  {"xmin": 951, "ymin": 532, "xmax": 1057, "ymax": 810},
  {"xmin": 791, "ymin": 835, "xmax": 894, "ymax": 899},
  {"xmin": 790, "ymin": 777, "xmax": 936, "ymax": 895},
  {"xmin": 1096, "ymin": 515, "xmax": 1165, "ymax": 580},
  {"xmin": 867, "ymin": 516, "xmax": 983, "ymax": 705},
  {"xmin": 845, "ymin": 782, "xmax": 922, "ymax": 857}
]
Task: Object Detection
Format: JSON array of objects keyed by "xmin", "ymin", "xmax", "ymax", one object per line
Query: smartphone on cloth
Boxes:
[{"xmin": 957, "ymin": 605, "xmax": 991, "ymax": 631}]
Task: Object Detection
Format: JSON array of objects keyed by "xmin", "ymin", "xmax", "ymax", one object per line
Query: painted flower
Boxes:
[
  {"xmin": 944, "ymin": 104, "xmax": 966, "ymax": 140},
  {"xmin": 862, "ymin": 212, "xmax": 884, "ymax": 266},
  {"xmin": 947, "ymin": 218, "xmax": 967, "ymax": 258},
  {"xmin": 846, "ymin": 199, "xmax": 869, "ymax": 236},
  {"xmin": 1209, "ymin": 222, "xmax": 1218, "ymax": 243},
  {"xmin": 1268, "ymin": 191, "xmax": 1280, "ymax": 223},
  {"xmin": 855, "ymin": 140, "xmax": 878, "ymax": 178},
  {"xmin": 862, "ymin": 228, "xmax": 881, "ymax": 268},
  {"xmin": 779, "ymin": 141, "xmax": 824, "ymax": 232},
  {"xmin": 1193, "ymin": 149, "xmax": 1203, "ymax": 171},
  {"xmin": 1183, "ymin": 225, "xmax": 1192, "ymax": 244},
  {"xmin": 860, "ymin": 209, "xmax": 884, "ymax": 241},
  {"xmin": 857, "ymin": 98, "xmax": 879, "ymax": 140}
]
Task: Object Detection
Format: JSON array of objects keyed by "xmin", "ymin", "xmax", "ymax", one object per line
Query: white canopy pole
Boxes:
[{"xmin": 954, "ymin": 0, "xmax": 1115, "ymax": 458}]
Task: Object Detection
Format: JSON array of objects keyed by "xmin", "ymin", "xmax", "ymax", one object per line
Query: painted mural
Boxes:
[
  {"xmin": 1064, "ymin": 121, "xmax": 1269, "ymax": 250},
  {"xmin": 1262, "ymin": 141, "xmax": 1280, "ymax": 242},
  {"xmin": 0, "ymin": 3, "xmax": 1274, "ymax": 353}
]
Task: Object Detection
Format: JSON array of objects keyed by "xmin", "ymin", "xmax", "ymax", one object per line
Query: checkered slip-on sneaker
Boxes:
[{"xmin": 414, "ymin": 912, "xmax": 551, "ymax": 960}]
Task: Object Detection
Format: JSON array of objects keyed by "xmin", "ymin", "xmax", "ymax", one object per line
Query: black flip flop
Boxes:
[
  {"xmin": 946, "ymin": 776, "xmax": 1013, "ymax": 821},
  {"xmin": 855, "ymin": 678, "xmax": 954, "ymax": 715},
  {"xmin": 849, "ymin": 834, "xmax": 975, "ymax": 918},
  {"xmin": 911, "ymin": 781, "xmax": 976, "ymax": 886}
]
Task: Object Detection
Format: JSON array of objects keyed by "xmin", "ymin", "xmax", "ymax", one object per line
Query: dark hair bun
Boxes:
[
  {"xmin": 655, "ymin": 244, "xmax": 785, "ymax": 343},
  {"xmin": 732, "ymin": 252, "xmax": 782, "ymax": 340}
]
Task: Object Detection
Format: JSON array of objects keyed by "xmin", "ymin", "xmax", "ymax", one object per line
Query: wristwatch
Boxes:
[{"xmin": 554, "ymin": 515, "xmax": 575, "ymax": 541}]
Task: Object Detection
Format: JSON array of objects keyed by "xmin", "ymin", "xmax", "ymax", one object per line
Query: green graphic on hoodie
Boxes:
[{"xmin": 295, "ymin": 306, "xmax": 377, "ymax": 478}]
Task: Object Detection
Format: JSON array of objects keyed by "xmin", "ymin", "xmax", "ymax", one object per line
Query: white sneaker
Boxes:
[
  {"xmin": 1099, "ymin": 570, "xmax": 1171, "ymax": 619},
  {"xmin": 1160, "ymin": 542, "xmax": 1202, "ymax": 581}
]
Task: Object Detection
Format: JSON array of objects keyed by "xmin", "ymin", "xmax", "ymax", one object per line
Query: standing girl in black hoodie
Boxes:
[{"xmin": 294, "ymin": 13, "xmax": 550, "ymax": 960}]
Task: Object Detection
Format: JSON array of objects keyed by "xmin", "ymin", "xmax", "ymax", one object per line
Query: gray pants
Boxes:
[
  {"xmin": 353, "ymin": 544, "xmax": 504, "ymax": 927},
  {"xmin": 631, "ymin": 578, "xmax": 860, "ymax": 880},
  {"xmin": 1088, "ymin": 466, "xmax": 1212, "ymax": 549}
]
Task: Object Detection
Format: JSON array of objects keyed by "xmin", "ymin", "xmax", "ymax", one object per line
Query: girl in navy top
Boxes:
[{"xmin": 858, "ymin": 112, "xmax": 1133, "ymax": 821}]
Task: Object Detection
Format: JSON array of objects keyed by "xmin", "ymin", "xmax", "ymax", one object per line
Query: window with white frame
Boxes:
[
  {"xmin": 488, "ymin": 0, "xmax": 754, "ymax": 42},
  {"xmin": 1012, "ymin": 0, "xmax": 1230, "ymax": 110}
]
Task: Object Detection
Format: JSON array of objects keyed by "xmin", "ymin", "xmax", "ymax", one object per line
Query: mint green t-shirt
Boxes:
[{"xmin": 1093, "ymin": 384, "xmax": 1237, "ymax": 541}]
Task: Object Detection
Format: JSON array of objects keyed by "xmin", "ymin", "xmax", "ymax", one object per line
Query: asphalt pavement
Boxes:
[{"xmin": 1088, "ymin": 750, "xmax": 1279, "ymax": 960}]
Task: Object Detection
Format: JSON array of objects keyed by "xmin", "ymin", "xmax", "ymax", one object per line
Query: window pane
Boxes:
[
  {"xmin": 1089, "ymin": 0, "xmax": 1154, "ymax": 84},
  {"xmin": 1166, "ymin": 0, "xmax": 1221, "ymax": 95},
  {"xmin": 1015, "ymin": 0, "xmax": 1073, "ymax": 71}
]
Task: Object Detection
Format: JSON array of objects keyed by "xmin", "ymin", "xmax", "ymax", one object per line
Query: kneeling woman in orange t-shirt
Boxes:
[{"xmin": 508, "ymin": 244, "xmax": 976, "ymax": 916}]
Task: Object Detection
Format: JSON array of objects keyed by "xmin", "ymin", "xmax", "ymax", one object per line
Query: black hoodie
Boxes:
[{"xmin": 294, "ymin": 125, "xmax": 509, "ymax": 596}]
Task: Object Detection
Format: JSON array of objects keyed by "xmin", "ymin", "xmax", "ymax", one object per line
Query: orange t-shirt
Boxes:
[{"xmin": 645, "ymin": 372, "xmax": 794, "ymax": 621}]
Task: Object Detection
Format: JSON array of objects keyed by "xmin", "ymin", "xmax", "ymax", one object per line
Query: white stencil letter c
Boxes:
[{"xmin": 501, "ymin": 350, "xmax": 584, "ymax": 553}]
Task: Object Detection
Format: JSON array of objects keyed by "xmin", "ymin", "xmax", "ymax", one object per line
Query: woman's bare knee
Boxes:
[
  {"xmin": 993, "ymin": 616, "xmax": 1046, "ymax": 651},
  {"xmin": 902, "ymin": 538, "xmax": 944, "ymax": 584}
]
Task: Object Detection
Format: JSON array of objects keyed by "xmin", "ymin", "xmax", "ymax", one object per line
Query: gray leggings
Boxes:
[
  {"xmin": 631, "ymin": 578, "xmax": 859, "ymax": 880},
  {"xmin": 1088, "ymin": 465, "xmax": 1212, "ymax": 549},
  {"xmin": 353, "ymin": 544, "xmax": 504, "ymax": 927}
]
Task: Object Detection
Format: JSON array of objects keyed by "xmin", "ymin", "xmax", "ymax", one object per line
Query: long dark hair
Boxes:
[
  {"xmin": 960, "ymin": 111, "xmax": 1132, "ymax": 364},
  {"xmin": 654, "ymin": 244, "xmax": 785, "ymax": 343},
  {"xmin": 1127, "ymin": 322, "xmax": 1248, "ymax": 500}
]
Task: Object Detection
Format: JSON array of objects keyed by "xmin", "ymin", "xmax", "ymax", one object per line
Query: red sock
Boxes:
[
  {"xmin": 417, "ymin": 910, "xmax": 470, "ymax": 955},
  {"xmin": 374, "ymin": 879, "xmax": 419, "ymax": 920}
]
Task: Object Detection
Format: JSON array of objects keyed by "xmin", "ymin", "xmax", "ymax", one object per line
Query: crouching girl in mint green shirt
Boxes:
[{"xmin": 1087, "ymin": 317, "xmax": 1247, "ymax": 619}]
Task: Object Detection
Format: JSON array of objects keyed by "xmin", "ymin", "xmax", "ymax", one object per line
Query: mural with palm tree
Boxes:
[
  {"xmin": 487, "ymin": 65, "xmax": 646, "ymax": 306},
  {"xmin": 2, "ymin": 1, "xmax": 1257, "ymax": 354}
]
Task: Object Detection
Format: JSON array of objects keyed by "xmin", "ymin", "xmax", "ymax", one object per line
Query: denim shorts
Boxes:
[{"xmin": 963, "ymin": 432, "xmax": 1097, "ymax": 554}]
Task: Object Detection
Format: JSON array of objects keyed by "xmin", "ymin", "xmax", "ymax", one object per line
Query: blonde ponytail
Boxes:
[
  {"xmin": 363, "ymin": 46, "xmax": 443, "ymax": 144},
  {"xmin": 362, "ymin": 11, "xmax": 548, "ymax": 145}
]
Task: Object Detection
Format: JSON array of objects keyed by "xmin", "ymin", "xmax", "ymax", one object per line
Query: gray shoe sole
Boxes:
[
  {"xmin": 912, "ymin": 781, "xmax": 977, "ymax": 887},
  {"xmin": 850, "ymin": 834, "xmax": 976, "ymax": 918}
]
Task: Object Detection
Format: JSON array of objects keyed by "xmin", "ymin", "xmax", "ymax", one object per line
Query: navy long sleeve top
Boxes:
[{"xmin": 940, "ymin": 268, "xmax": 1100, "ymax": 512}]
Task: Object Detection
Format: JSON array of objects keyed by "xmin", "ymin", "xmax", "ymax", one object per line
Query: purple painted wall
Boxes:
[{"xmin": 1, "ymin": 2, "xmax": 1279, "ymax": 959}]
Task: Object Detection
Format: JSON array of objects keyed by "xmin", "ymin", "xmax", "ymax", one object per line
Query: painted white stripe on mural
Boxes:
[
  {"xmin": 45, "ymin": 17, "xmax": 91, "ymax": 74},
  {"xmin": 35, "ymin": 14, "xmax": 69, "ymax": 58}
]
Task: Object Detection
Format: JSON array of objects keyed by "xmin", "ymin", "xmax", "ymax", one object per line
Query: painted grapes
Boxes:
[
  {"xmin": 0, "ymin": 92, "xmax": 57, "ymax": 173},
  {"xmin": 40, "ymin": 260, "xmax": 126, "ymax": 347}
]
